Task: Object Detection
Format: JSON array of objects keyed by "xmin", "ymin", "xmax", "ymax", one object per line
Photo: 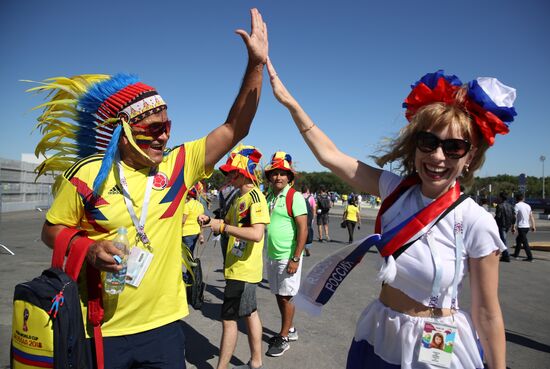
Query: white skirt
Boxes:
[{"xmin": 353, "ymin": 299, "xmax": 484, "ymax": 369}]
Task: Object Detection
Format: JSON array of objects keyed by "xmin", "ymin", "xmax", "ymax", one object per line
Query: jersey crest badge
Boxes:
[{"xmin": 152, "ymin": 172, "xmax": 168, "ymax": 190}]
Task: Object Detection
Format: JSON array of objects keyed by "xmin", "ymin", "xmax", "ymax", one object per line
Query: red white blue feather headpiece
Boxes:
[{"xmin": 403, "ymin": 70, "xmax": 517, "ymax": 146}]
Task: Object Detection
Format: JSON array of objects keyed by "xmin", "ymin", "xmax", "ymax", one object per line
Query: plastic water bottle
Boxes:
[{"xmin": 104, "ymin": 227, "xmax": 129, "ymax": 295}]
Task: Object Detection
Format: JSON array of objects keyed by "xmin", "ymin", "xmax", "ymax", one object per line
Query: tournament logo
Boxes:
[
  {"xmin": 152, "ymin": 172, "xmax": 168, "ymax": 190},
  {"xmin": 22, "ymin": 308, "xmax": 29, "ymax": 332}
]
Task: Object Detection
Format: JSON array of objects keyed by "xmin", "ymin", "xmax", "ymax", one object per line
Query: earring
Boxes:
[{"xmin": 463, "ymin": 164, "xmax": 470, "ymax": 175}]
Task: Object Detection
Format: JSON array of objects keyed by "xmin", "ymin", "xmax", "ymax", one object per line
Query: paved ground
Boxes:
[{"xmin": 1, "ymin": 205, "xmax": 549, "ymax": 369}]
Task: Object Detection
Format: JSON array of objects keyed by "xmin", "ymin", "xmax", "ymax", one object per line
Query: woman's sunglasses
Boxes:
[
  {"xmin": 132, "ymin": 120, "xmax": 172, "ymax": 137},
  {"xmin": 415, "ymin": 131, "xmax": 471, "ymax": 159}
]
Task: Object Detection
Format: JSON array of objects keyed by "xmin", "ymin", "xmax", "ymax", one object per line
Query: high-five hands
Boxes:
[{"xmin": 236, "ymin": 8, "xmax": 268, "ymax": 66}]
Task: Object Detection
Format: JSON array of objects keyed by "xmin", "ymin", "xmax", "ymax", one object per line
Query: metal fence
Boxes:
[{"xmin": 0, "ymin": 158, "xmax": 55, "ymax": 213}]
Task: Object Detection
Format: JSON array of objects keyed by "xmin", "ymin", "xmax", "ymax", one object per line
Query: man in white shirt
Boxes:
[{"xmin": 511, "ymin": 193, "xmax": 536, "ymax": 261}]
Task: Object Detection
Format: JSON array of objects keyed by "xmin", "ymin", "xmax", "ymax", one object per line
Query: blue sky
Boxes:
[{"xmin": 1, "ymin": 0, "xmax": 549, "ymax": 178}]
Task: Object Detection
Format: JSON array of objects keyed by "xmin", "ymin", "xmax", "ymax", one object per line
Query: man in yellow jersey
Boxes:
[
  {"xmin": 201, "ymin": 145, "xmax": 270, "ymax": 369},
  {"xmin": 30, "ymin": 9, "xmax": 268, "ymax": 369}
]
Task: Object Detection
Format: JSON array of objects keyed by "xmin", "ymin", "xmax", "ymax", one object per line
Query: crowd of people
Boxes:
[{"xmin": 24, "ymin": 7, "xmax": 520, "ymax": 369}]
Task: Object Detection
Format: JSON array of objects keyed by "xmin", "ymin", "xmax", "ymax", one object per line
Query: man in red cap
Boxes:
[
  {"xmin": 201, "ymin": 145, "xmax": 269, "ymax": 369},
  {"xmin": 264, "ymin": 151, "xmax": 308, "ymax": 357}
]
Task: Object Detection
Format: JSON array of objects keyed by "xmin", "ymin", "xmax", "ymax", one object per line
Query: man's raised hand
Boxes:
[{"xmin": 236, "ymin": 8, "xmax": 268, "ymax": 66}]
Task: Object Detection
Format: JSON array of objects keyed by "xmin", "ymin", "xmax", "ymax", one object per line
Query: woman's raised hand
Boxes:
[{"xmin": 266, "ymin": 57, "xmax": 297, "ymax": 109}]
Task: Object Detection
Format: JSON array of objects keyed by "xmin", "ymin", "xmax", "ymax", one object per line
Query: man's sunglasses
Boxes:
[
  {"xmin": 132, "ymin": 120, "xmax": 172, "ymax": 137},
  {"xmin": 415, "ymin": 131, "xmax": 471, "ymax": 159}
]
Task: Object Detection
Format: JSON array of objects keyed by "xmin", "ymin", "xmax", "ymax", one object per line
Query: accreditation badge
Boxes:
[
  {"xmin": 230, "ymin": 238, "xmax": 246, "ymax": 258},
  {"xmin": 418, "ymin": 321, "xmax": 457, "ymax": 368},
  {"xmin": 125, "ymin": 246, "xmax": 153, "ymax": 287}
]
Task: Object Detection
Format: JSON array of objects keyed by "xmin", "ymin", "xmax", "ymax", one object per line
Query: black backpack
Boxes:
[
  {"xmin": 317, "ymin": 194, "xmax": 331, "ymax": 213},
  {"xmin": 11, "ymin": 268, "xmax": 89, "ymax": 369},
  {"xmin": 304, "ymin": 195, "xmax": 314, "ymax": 225},
  {"xmin": 11, "ymin": 230, "xmax": 104, "ymax": 369},
  {"xmin": 495, "ymin": 202, "xmax": 515, "ymax": 229}
]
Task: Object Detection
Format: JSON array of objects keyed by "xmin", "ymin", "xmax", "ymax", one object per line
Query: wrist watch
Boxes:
[{"xmin": 291, "ymin": 256, "xmax": 300, "ymax": 262}]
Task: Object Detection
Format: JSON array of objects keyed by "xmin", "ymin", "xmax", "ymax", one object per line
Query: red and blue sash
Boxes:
[{"xmin": 293, "ymin": 175, "xmax": 461, "ymax": 314}]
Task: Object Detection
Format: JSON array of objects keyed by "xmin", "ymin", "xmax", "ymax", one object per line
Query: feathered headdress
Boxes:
[
  {"xmin": 25, "ymin": 73, "xmax": 167, "ymax": 194},
  {"xmin": 403, "ymin": 70, "xmax": 517, "ymax": 145}
]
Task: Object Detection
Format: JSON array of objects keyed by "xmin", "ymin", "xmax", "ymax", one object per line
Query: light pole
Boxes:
[{"xmin": 541, "ymin": 155, "xmax": 546, "ymax": 199}]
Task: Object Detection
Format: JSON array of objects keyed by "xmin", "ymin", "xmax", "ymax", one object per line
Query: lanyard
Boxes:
[
  {"xmin": 426, "ymin": 205, "xmax": 463, "ymax": 311},
  {"xmin": 116, "ymin": 156, "xmax": 154, "ymax": 252}
]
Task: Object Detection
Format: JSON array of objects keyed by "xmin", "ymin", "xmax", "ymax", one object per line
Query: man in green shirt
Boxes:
[{"xmin": 264, "ymin": 152, "xmax": 308, "ymax": 357}]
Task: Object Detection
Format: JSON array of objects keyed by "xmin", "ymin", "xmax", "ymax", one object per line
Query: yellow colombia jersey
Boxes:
[
  {"xmin": 224, "ymin": 187, "xmax": 270, "ymax": 283},
  {"xmin": 345, "ymin": 204, "xmax": 360, "ymax": 222},
  {"xmin": 182, "ymin": 198, "xmax": 204, "ymax": 236},
  {"xmin": 46, "ymin": 137, "xmax": 211, "ymax": 338}
]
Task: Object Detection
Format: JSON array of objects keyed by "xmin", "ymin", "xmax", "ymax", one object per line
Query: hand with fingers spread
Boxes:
[{"xmin": 236, "ymin": 8, "xmax": 268, "ymax": 66}]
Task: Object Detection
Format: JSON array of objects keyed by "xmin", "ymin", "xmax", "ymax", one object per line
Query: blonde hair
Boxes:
[{"xmin": 375, "ymin": 89, "xmax": 489, "ymax": 187}]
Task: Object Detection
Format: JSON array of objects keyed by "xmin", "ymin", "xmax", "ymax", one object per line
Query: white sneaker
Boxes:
[{"xmin": 288, "ymin": 327, "xmax": 299, "ymax": 341}]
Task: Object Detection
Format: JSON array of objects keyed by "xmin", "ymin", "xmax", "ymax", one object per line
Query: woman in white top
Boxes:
[{"xmin": 266, "ymin": 59, "xmax": 516, "ymax": 369}]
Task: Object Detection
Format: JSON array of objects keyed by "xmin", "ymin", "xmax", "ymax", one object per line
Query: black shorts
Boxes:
[
  {"xmin": 316, "ymin": 212, "xmax": 329, "ymax": 225},
  {"xmin": 86, "ymin": 320, "xmax": 186, "ymax": 369},
  {"xmin": 221, "ymin": 280, "xmax": 258, "ymax": 320}
]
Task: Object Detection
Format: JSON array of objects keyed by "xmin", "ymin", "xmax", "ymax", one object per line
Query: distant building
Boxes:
[{"xmin": 1, "ymin": 157, "xmax": 55, "ymax": 213}]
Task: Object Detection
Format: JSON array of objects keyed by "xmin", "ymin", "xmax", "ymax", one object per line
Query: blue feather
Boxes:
[
  {"xmin": 76, "ymin": 73, "xmax": 139, "ymax": 159},
  {"xmin": 93, "ymin": 124, "xmax": 122, "ymax": 195}
]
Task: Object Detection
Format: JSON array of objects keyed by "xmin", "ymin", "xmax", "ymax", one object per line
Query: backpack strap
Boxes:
[
  {"xmin": 286, "ymin": 187, "xmax": 296, "ymax": 218},
  {"xmin": 87, "ymin": 265, "xmax": 105, "ymax": 369},
  {"xmin": 52, "ymin": 227, "xmax": 83, "ymax": 269},
  {"xmin": 53, "ymin": 227, "xmax": 105, "ymax": 369},
  {"xmin": 53, "ymin": 228, "xmax": 95, "ymax": 281}
]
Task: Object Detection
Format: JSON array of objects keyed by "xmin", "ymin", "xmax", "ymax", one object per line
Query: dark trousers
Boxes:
[
  {"xmin": 346, "ymin": 221, "xmax": 357, "ymax": 243},
  {"xmin": 498, "ymin": 227, "xmax": 511, "ymax": 260},
  {"xmin": 514, "ymin": 227, "xmax": 533, "ymax": 260},
  {"xmin": 182, "ymin": 234, "xmax": 199, "ymax": 255},
  {"xmin": 86, "ymin": 320, "xmax": 186, "ymax": 369}
]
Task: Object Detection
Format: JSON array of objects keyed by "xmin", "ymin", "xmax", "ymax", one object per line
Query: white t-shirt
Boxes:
[
  {"xmin": 353, "ymin": 171, "xmax": 505, "ymax": 368},
  {"xmin": 378, "ymin": 171, "xmax": 504, "ymax": 308},
  {"xmin": 514, "ymin": 201, "xmax": 532, "ymax": 228}
]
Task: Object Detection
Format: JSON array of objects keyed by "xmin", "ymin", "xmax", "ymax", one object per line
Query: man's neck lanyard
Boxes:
[
  {"xmin": 425, "ymin": 206, "xmax": 464, "ymax": 313},
  {"xmin": 116, "ymin": 156, "xmax": 154, "ymax": 252}
]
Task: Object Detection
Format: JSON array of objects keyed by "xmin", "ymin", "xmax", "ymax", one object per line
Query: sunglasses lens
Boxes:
[
  {"xmin": 416, "ymin": 131, "xmax": 470, "ymax": 159},
  {"xmin": 133, "ymin": 120, "xmax": 171, "ymax": 137},
  {"xmin": 416, "ymin": 132, "xmax": 439, "ymax": 153},
  {"xmin": 442, "ymin": 139, "xmax": 470, "ymax": 159}
]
